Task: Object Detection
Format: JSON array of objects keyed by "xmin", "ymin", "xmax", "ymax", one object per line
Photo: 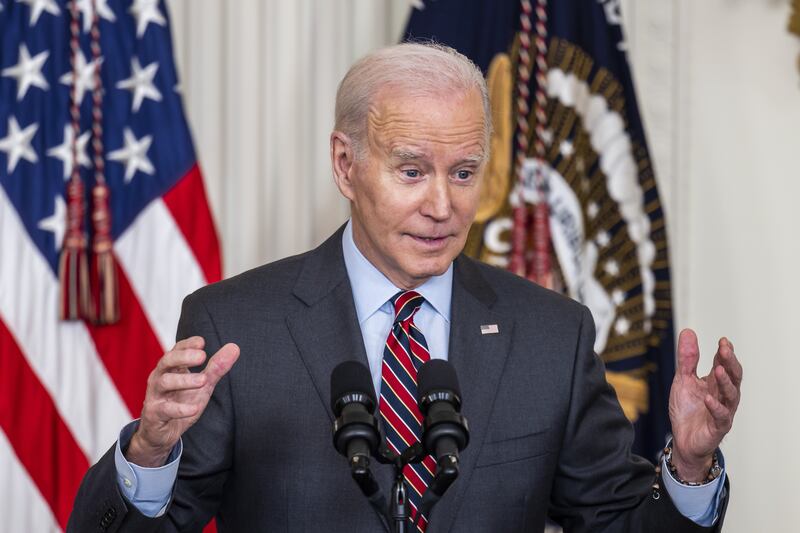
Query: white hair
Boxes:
[{"xmin": 334, "ymin": 42, "xmax": 491, "ymax": 159}]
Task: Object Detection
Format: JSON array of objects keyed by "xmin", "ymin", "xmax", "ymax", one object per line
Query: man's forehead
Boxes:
[{"xmin": 366, "ymin": 89, "xmax": 488, "ymax": 158}]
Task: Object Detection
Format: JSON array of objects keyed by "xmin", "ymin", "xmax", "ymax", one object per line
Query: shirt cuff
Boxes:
[
  {"xmin": 661, "ymin": 449, "xmax": 727, "ymax": 527},
  {"xmin": 114, "ymin": 419, "xmax": 182, "ymax": 518}
]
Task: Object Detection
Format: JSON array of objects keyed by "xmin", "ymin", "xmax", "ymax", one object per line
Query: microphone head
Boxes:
[
  {"xmin": 330, "ymin": 361, "xmax": 376, "ymax": 416},
  {"xmin": 417, "ymin": 359, "xmax": 461, "ymax": 406}
]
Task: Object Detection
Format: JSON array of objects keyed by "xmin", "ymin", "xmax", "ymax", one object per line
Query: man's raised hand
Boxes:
[
  {"xmin": 125, "ymin": 336, "xmax": 240, "ymax": 467},
  {"xmin": 668, "ymin": 329, "xmax": 743, "ymax": 482}
]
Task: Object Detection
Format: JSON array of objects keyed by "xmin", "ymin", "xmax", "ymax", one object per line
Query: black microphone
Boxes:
[
  {"xmin": 417, "ymin": 360, "xmax": 469, "ymax": 462},
  {"xmin": 330, "ymin": 361, "xmax": 380, "ymax": 464}
]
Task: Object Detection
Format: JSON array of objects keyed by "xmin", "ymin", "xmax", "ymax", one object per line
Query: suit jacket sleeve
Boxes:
[
  {"xmin": 67, "ymin": 290, "xmax": 233, "ymax": 533},
  {"xmin": 548, "ymin": 305, "xmax": 729, "ymax": 532}
]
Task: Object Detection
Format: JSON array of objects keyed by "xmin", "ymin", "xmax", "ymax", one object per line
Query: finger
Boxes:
[
  {"xmin": 173, "ymin": 336, "xmax": 205, "ymax": 351},
  {"xmin": 158, "ymin": 400, "xmax": 202, "ymax": 420},
  {"xmin": 677, "ymin": 329, "xmax": 700, "ymax": 377},
  {"xmin": 712, "ymin": 337, "xmax": 732, "ymax": 367},
  {"xmin": 714, "ymin": 365, "xmax": 740, "ymax": 409},
  {"xmin": 704, "ymin": 393, "xmax": 732, "ymax": 432},
  {"xmin": 704, "ymin": 364, "xmax": 720, "ymax": 398},
  {"xmin": 718, "ymin": 339, "xmax": 743, "ymax": 387},
  {"xmin": 722, "ymin": 337, "xmax": 734, "ymax": 352},
  {"xmin": 157, "ymin": 348, "xmax": 207, "ymax": 373},
  {"xmin": 202, "ymin": 343, "xmax": 240, "ymax": 388},
  {"xmin": 155, "ymin": 371, "xmax": 208, "ymax": 394}
]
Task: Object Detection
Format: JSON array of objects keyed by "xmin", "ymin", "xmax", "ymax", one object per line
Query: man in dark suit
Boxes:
[{"xmin": 68, "ymin": 43, "xmax": 742, "ymax": 532}]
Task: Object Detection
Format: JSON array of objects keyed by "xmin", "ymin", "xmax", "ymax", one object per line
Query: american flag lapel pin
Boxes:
[{"xmin": 480, "ymin": 324, "xmax": 499, "ymax": 335}]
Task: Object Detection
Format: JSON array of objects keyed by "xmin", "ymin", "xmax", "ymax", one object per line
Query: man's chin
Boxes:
[{"xmin": 404, "ymin": 257, "xmax": 454, "ymax": 281}]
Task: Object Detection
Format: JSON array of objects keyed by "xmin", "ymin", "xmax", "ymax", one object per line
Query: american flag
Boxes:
[{"xmin": 0, "ymin": 1, "xmax": 221, "ymax": 530}]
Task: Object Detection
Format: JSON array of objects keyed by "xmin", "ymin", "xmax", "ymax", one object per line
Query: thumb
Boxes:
[
  {"xmin": 203, "ymin": 343, "xmax": 240, "ymax": 388},
  {"xmin": 677, "ymin": 329, "xmax": 700, "ymax": 377}
]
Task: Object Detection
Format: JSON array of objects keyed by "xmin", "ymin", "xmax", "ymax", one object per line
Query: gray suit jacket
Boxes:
[{"xmin": 68, "ymin": 226, "xmax": 728, "ymax": 532}]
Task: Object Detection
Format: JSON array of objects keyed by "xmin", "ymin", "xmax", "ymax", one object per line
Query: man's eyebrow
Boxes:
[
  {"xmin": 459, "ymin": 153, "xmax": 486, "ymax": 164},
  {"xmin": 390, "ymin": 148, "xmax": 426, "ymax": 160}
]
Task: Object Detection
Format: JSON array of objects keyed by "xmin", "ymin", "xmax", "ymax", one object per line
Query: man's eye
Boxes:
[
  {"xmin": 455, "ymin": 169, "xmax": 473, "ymax": 180},
  {"xmin": 403, "ymin": 169, "xmax": 420, "ymax": 178}
]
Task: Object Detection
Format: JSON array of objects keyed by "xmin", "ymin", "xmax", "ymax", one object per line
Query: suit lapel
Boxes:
[
  {"xmin": 285, "ymin": 226, "xmax": 371, "ymax": 424},
  {"xmin": 430, "ymin": 256, "xmax": 515, "ymax": 533},
  {"xmin": 285, "ymin": 226, "xmax": 392, "ymax": 531}
]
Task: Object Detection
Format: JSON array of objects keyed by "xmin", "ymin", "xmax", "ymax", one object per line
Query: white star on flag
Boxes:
[
  {"xmin": 38, "ymin": 195, "xmax": 66, "ymax": 250},
  {"xmin": 58, "ymin": 51, "xmax": 103, "ymax": 102},
  {"xmin": 59, "ymin": 51, "xmax": 103, "ymax": 102},
  {"xmin": 76, "ymin": 0, "xmax": 115, "ymax": 32},
  {"xmin": 2, "ymin": 44, "xmax": 50, "ymax": 101},
  {"xmin": 47, "ymin": 125, "xmax": 91, "ymax": 180},
  {"xmin": 0, "ymin": 1, "xmax": 4, "ymax": 12},
  {"xmin": 17, "ymin": 0, "xmax": 60, "ymax": 26},
  {"xmin": 59, "ymin": 50, "xmax": 103, "ymax": 105},
  {"xmin": 129, "ymin": 0, "xmax": 166, "ymax": 37},
  {"xmin": 116, "ymin": 58, "xmax": 162, "ymax": 112},
  {"xmin": 108, "ymin": 128, "xmax": 154, "ymax": 183},
  {"xmin": 0, "ymin": 116, "xmax": 39, "ymax": 173}
]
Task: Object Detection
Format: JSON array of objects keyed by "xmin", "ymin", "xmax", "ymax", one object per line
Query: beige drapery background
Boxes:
[{"xmin": 166, "ymin": 1, "xmax": 800, "ymax": 531}]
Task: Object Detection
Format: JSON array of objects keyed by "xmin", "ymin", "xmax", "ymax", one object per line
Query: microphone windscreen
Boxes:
[
  {"xmin": 330, "ymin": 360, "xmax": 376, "ymax": 413},
  {"xmin": 417, "ymin": 359, "xmax": 461, "ymax": 402}
]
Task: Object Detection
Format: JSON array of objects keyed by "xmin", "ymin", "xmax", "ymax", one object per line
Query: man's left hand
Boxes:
[{"xmin": 668, "ymin": 329, "xmax": 743, "ymax": 482}]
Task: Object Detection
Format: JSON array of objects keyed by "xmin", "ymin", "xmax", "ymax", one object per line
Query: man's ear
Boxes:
[{"xmin": 330, "ymin": 131, "xmax": 357, "ymax": 201}]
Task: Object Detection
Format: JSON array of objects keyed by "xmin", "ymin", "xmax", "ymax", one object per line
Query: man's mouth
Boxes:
[{"xmin": 408, "ymin": 234, "xmax": 451, "ymax": 249}]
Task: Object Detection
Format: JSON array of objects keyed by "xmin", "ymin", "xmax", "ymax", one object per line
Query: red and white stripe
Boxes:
[{"xmin": 0, "ymin": 167, "xmax": 221, "ymax": 531}]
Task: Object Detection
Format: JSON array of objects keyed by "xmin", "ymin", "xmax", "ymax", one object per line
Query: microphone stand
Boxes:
[
  {"xmin": 385, "ymin": 443, "xmax": 424, "ymax": 533},
  {"xmin": 348, "ymin": 455, "xmax": 387, "ymax": 520},
  {"xmin": 389, "ymin": 465, "xmax": 409, "ymax": 533},
  {"xmin": 347, "ymin": 440, "xmax": 459, "ymax": 533},
  {"xmin": 378, "ymin": 442, "xmax": 460, "ymax": 533}
]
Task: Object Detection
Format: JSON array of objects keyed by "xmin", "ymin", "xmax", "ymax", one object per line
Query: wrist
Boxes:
[
  {"xmin": 124, "ymin": 430, "xmax": 173, "ymax": 468},
  {"xmin": 665, "ymin": 445, "xmax": 722, "ymax": 485},
  {"xmin": 672, "ymin": 449, "xmax": 712, "ymax": 482}
]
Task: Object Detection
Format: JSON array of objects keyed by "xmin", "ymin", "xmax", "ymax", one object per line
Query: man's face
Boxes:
[{"xmin": 333, "ymin": 87, "xmax": 487, "ymax": 289}]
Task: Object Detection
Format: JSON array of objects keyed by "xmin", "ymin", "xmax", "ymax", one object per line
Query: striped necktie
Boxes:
[{"xmin": 379, "ymin": 290, "xmax": 438, "ymax": 531}]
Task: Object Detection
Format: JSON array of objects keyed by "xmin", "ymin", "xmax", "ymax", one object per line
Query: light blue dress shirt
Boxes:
[{"xmin": 116, "ymin": 220, "xmax": 725, "ymax": 525}]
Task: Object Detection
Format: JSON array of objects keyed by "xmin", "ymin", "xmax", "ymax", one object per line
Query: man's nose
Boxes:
[{"xmin": 421, "ymin": 175, "xmax": 453, "ymax": 221}]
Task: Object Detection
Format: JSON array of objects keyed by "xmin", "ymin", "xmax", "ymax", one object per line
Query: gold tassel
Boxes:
[
  {"xmin": 89, "ymin": 184, "xmax": 119, "ymax": 325},
  {"xmin": 59, "ymin": 180, "xmax": 92, "ymax": 320}
]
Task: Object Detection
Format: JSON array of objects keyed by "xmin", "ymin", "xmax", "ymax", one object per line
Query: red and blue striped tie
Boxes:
[{"xmin": 380, "ymin": 290, "xmax": 438, "ymax": 531}]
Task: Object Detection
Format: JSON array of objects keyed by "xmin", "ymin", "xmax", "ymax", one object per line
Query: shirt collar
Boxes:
[{"xmin": 341, "ymin": 220, "xmax": 453, "ymax": 325}]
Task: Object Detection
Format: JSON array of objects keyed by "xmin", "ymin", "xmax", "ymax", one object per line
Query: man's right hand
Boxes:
[{"xmin": 125, "ymin": 336, "xmax": 240, "ymax": 467}]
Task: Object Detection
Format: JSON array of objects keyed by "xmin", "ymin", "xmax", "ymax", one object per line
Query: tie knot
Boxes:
[{"xmin": 390, "ymin": 290, "xmax": 425, "ymax": 323}]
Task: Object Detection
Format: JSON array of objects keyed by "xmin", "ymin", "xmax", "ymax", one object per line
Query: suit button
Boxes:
[{"xmin": 100, "ymin": 507, "xmax": 117, "ymax": 528}]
